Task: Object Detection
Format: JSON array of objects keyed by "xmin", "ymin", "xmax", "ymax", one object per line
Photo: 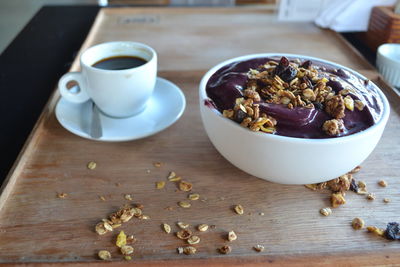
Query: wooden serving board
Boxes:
[{"xmin": 1, "ymin": 7, "xmax": 400, "ymax": 266}]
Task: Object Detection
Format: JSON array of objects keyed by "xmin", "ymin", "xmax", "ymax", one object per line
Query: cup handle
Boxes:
[{"xmin": 58, "ymin": 72, "xmax": 90, "ymax": 103}]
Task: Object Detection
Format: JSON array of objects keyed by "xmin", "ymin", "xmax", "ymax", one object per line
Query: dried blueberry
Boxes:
[
  {"xmin": 349, "ymin": 179, "xmax": 358, "ymax": 193},
  {"xmin": 313, "ymin": 102, "xmax": 324, "ymax": 110},
  {"xmin": 280, "ymin": 66, "xmax": 298, "ymax": 82},
  {"xmin": 300, "ymin": 60, "xmax": 312, "ymax": 69},
  {"xmin": 326, "ymin": 80, "xmax": 344, "ymax": 93},
  {"xmin": 385, "ymin": 222, "xmax": 400, "ymax": 240},
  {"xmin": 234, "ymin": 110, "xmax": 247, "ymax": 123},
  {"xmin": 335, "ymin": 69, "xmax": 348, "ymax": 78},
  {"xmin": 274, "ymin": 56, "xmax": 290, "ymax": 77}
]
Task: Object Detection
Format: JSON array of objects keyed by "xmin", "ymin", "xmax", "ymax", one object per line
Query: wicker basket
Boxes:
[{"xmin": 365, "ymin": 6, "xmax": 400, "ymax": 51}]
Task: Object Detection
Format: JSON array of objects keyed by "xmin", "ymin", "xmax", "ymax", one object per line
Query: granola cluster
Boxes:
[{"xmin": 222, "ymin": 57, "xmax": 365, "ymax": 136}]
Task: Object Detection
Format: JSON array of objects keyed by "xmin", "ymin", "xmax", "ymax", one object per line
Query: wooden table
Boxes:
[{"xmin": 1, "ymin": 7, "xmax": 400, "ymax": 266}]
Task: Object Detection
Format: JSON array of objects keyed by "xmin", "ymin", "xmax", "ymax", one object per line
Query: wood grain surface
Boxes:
[{"xmin": 0, "ymin": 7, "xmax": 399, "ymax": 266}]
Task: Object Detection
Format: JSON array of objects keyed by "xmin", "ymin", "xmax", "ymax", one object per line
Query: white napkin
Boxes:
[{"xmin": 315, "ymin": 0, "xmax": 396, "ymax": 32}]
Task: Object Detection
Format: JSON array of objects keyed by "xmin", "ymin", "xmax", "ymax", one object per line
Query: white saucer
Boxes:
[{"xmin": 55, "ymin": 77, "xmax": 186, "ymax": 142}]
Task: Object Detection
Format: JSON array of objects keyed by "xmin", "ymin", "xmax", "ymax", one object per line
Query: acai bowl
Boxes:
[{"xmin": 199, "ymin": 54, "xmax": 390, "ymax": 184}]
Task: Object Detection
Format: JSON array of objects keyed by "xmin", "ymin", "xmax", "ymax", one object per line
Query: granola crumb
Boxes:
[
  {"xmin": 162, "ymin": 223, "xmax": 171, "ymax": 234},
  {"xmin": 331, "ymin": 192, "xmax": 346, "ymax": 208},
  {"xmin": 378, "ymin": 180, "xmax": 387, "ymax": 187},
  {"xmin": 350, "ymin": 166, "xmax": 361, "ymax": 174},
  {"xmin": 367, "ymin": 193, "xmax": 376, "ymax": 200},
  {"xmin": 259, "ymin": 212, "xmax": 265, "ymax": 216},
  {"xmin": 219, "ymin": 245, "xmax": 232, "ymax": 254},
  {"xmin": 179, "ymin": 181, "xmax": 193, "ymax": 192},
  {"xmin": 156, "ymin": 181, "xmax": 166, "ymax": 189},
  {"xmin": 127, "ymin": 235, "xmax": 136, "ymax": 244},
  {"xmin": 153, "ymin": 162, "xmax": 162, "ymax": 167},
  {"xmin": 177, "ymin": 222, "xmax": 190, "ymax": 229},
  {"xmin": 124, "ymin": 194, "xmax": 133, "ymax": 201},
  {"xmin": 178, "ymin": 201, "xmax": 191, "ymax": 208},
  {"xmin": 234, "ymin": 204, "xmax": 244, "ymax": 215},
  {"xmin": 197, "ymin": 224, "xmax": 209, "ymax": 232},
  {"xmin": 168, "ymin": 171, "xmax": 177, "ymax": 179},
  {"xmin": 87, "ymin": 161, "xmax": 97, "ymax": 170},
  {"xmin": 57, "ymin": 192, "xmax": 68, "ymax": 199},
  {"xmin": 352, "ymin": 218, "xmax": 365, "ymax": 230},
  {"xmin": 124, "ymin": 255, "xmax": 132, "ymax": 261},
  {"xmin": 183, "ymin": 246, "xmax": 197, "ymax": 255},
  {"xmin": 177, "ymin": 247, "xmax": 184, "ymax": 254},
  {"xmin": 188, "ymin": 193, "xmax": 200, "ymax": 200},
  {"xmin": 253, "ymin": 245, "xmax": 265, "ymax": 252},
  {"xmin": 187, "ymin": 235, "xmax": 200, "ymax": 245},
  {"xmin": 98, "ymin": 250, "xmax": 111, "ymax": 260},
  {"xmin": 99, "ymin": 196, "xmax": 106, "ymax": 201},
  {"xmin": 367, "ymin": 226, "xmax": 385, "ymax": 236},
  {"xmin": 228, "ymin": 231, "xmax": 237, "ymax": 241},
  {"xmin": 383, "ymin": 198, "xmax": 390, "ymax": 203},
  {"xmin": 176, "ymin": 229, "xmax": 192, "ymax": 240},
  {"xmin": 320, "ymin": 207, "xmax": 332, "ymax": 216},
  {"xmin": 120, "ymin": 245, "xmax": 134, "ymax": 255},
  {"xmin": 322, "ymin": 119, "xmax": 345, "ymax": 136}
]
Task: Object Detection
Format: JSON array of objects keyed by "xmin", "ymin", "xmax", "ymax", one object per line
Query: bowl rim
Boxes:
[{"xmin": 199, "ymin": 53, "xmax": 390, "ymax": 144}]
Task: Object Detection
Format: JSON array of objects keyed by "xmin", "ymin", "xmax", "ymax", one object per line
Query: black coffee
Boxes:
[{"xmin": 92, "ymin": 56, "xmax": 147, "ymax": 70}]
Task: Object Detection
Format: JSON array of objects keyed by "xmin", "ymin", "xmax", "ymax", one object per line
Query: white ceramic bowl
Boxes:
[
  {"xmin": 377, "ymin": 43, "xmax": 400, "ymax": 88},
  {"xmin": 199, "ymin": 54, "xmax": 390, "ymax": 184}
]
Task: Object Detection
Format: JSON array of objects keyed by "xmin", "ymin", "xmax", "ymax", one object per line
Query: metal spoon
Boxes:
[{"xmin": 90, "ymin": 101, "xmax": 103, "ymax": 139}]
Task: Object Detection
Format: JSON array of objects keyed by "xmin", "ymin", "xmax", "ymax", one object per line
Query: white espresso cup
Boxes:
[{"xmin": 58, "ymin": 41, "xmax": 157, "ymax": 118}]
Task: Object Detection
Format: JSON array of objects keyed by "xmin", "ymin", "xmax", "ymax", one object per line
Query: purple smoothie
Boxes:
[{"xmin": 205, "ymin": 57, "xmax": 383, "ymax": 139}]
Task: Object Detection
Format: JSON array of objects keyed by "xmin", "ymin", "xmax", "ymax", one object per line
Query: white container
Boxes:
[
  {"xmin": 377, "ymin": 43, "xmax": 400, "ymax": 88},
  {"xmin": 199, "ymin": 54, "xmax": 390, "ymax": 185}
]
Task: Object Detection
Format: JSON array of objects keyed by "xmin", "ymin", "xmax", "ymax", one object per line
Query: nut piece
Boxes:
[
  {"xmin": 228, "ymin": 231, "xmax": 237, "ymax": 241},
  {"xmin": 176, "ymin": 229, "xmax": 192, "ymax": 240},
  {"xmin": 179, "ymin": 181, "xmax": 193, "ymax": 192},
  {"xmin": 343, "ymin": 95, "xmax": 354, "ymax": 111},
  {"xmin": 367, "ymin": 193, "xmax": 376, "ymax": 200},
  {"xmin": 378, "ymin": 180, "xmax": 387, "ymax": 187},
  {"xmin": 188, "ymin": 193, "xmax": 200, "ymax": 200},
  {"xmin": 162, "ymin": 223, "xmax": 171, "ymax": 234},
  {"xmin": 183, "ymin": 246, "xmax": 197, "ymax": 255},
  {"xmin": 87, "ymin": 161, "xmax": 97, "ymax": 170},
  {"xmin": 253, "ymin": 245, "xmax": 265, "ymax": 252},
  {"xmin": 197, "ymin": 224, "xmax": 209, "ymax": 232},
  {"xmin": 178, "ymin": 201, "xmax": 191, "ymax": 208},
  {"xmin": 120, "ymin": 245, "xmax": 134, "ymax": 255},
  {"xmin": 98, "ymin": 250, "xmax": 111, "ymax": 260},
  {"xmin": 219, "ymin": 245, "xmax": 232, "ymax": 254},
  {"xmin": 187, "ymin": 235, "xmax": 201, "ymax": 245},
  {"xmin": 168, "ymin": 171, "xmax": 177, "ymax": 179},
  {"xmin": 331, "ymin": 192, "xmax": 346, "ymax": 208},
  {"xmin": 367, "ymin": 226, "xmax": 385, "ymax": 236},
  {"xmin": 320, "ymin": 207, "xmax": 332, "ymax": 216},
  {"xmin": 352, "ymin": 218, "xmax": 365, "ymax": 230},
  {"xmin": 177, "ymin": 222, "xmax": 190, "ymax": 229},
  {"xmin": 156, "ymin": 181, "xmax": 165, "ymax": 189},
  {"xmin": 116, "ymin": 230, "xmax": 127, "ymax": 248},
  {"xmin": 234, "ymin": 204, "xmax": 244, "ymax": 215}
]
